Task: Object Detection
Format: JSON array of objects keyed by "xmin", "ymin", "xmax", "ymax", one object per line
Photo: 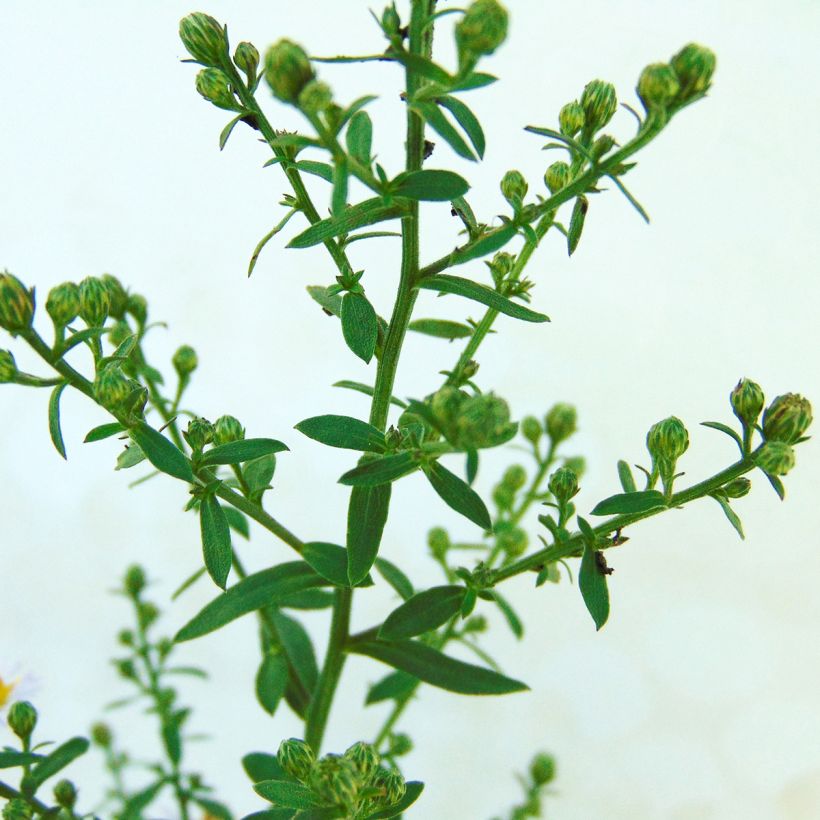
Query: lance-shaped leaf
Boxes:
[
  {"xmin": 617, "ymin": 459, "xmax": 637, "ymax": 493},
  {"xmin": 413, "ymin": 101, "xmax": 476, "ymax": 161},
  {"xmin": 224, "ymin": 506, "xmax": 250, "ymax": 539},
  {"xmin": 84, "ymin": 422, "xmax": 125, "ymax": 443},
  {"xmin": 307, "ymin": 285, "xmax": 343, "ymax": 317},
  {"xmin": 423, "ymin": 461, "xmax": 491, "ymax": 530},
  {"xmin": 200, "ymin": 438, "xmax": 289, "ymax": 467},
  {"xmin": 295, "ymin": 415, "xmax": 384, "ymax": 452},
  {"xmin": 351, "ymin": 639, "xmax": 527, "ymax": 695},
  {"xmin": 408, "ymin": 318, "xmax": 472, "ymax": 339},
  {"xmin": 486, "ymin": 589, "xmax": 524, "ymax": 639},
  {"xmin": 0, "ymin": 751, "xmax": 41, "ymax": 769},
  {"xmin": 256, "ymin": 651, "xmax": 289, "ymax": 716},
  {"xmin": 333, "ymin": 380, "xmax": 407, "ymax": 408},
  {"xmin": 346, "ymin": 110, "xmax": 373, "ymax": 164},
  {"xmin": 567, "ymin": 195, "xmax": 588, "ymax": 256},
  {"xmin": 375, "ymin": 557, "xmax": 414, "ymax": 601},
  {"xmin": 450, "ymin": 223, "xmax": 518, "ymax": 265},
  {"xmin": 243, "ymin": 752, "xmax": 293, "ymax": 783},
  {"xmin": 254, "ymin": 780, "xmax": 322, "ymax": 809},
  {"xmin": 48, "ymin": 382, "xmax": 68, "ymax": 459},
  {"xmin": 302, "ymin": 541, "xmax": 373, "ymax": 588},
  {"xmin": 339, "ymin": 452, "xmax": 419, "ymax": 486},
  {"xmin": 590, "ymin": 490, "xmax": 666, "ymax": 516},
  {"xmin": 438, "ymin": 95, "xmax": 485, "ymax": 158},
  {"xmin": 365, "ymin": 669, "xmax": 418, "ymax": 705},
  {"xmin": 21, "ymin": 737, "xmax": 89, "ymax": 794},
  {"xmin": 199, "ymin": 494, "xmax": 232, "ymax": 589},
  {"xmin": 270, "ymin": 609, "xmax": 320, "ymax": 695},
  {"xmin": 378, "ymin": 585, "xmax": 466, "ymax": 640},
  {"xmin": 390, "ymin": 50, "xmax": 452, "ymax": 85},
  {"xmin": 367, "ymin": 781, "xmax": 425, "ymax": 818},
  {"xmin": 347, "ymin": 484, "xmax": 391, "ymax": 585},
  {"xmin": 709, "ymin": 493, "xmax": 745, "ymax": 539},
  {"xmin": 294, "ymin": 160, "xmax": 334, "ymax": 183},
  {"xmin": 129, "ymin": 422, "xmax": 193, "ymax": 482},
  {"xmin": 279, "ymin": 589, "xmax": 335, "ymax": 609},
  {"xmin": 579, "ymin": 543, "xmax": 610, "ymax": 631},
  {"xmin": 392, "ymin": 169, "xmax": 469, "ymax": 202},
  {"xmin": 175, "ymin": 563, "xmax": 325, "ymax": 642},
  {"xmin": 701, "ymin": 420, "xmax": 744, "ymax": 452},
  {"xmin": 341, "ymin": 292, "xmax": 379, "ymax": 363},
  {"xmin": 331, "ymin": 158, "xmax": 349, "ymax": 216},
  {"xmin": 288, "ymin": 197, "xmax": 408, "ymax": 248},
  {"xmin": 416, "ymin": 274, "xmax": 549, "ymax": 323}
]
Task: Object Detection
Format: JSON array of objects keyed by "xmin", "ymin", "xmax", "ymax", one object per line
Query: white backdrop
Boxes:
[{"xmin": 2, "ymin": 1, "xmax": 819, "ymax": 818}]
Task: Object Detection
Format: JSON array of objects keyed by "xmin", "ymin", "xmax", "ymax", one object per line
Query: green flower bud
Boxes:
[
  {"xmin": 646, "ymin": 416, "xmax": 689, "ymax": 464},
  {"xmin": 431, "ymin": 385, "xmax": 467, "ymax": 440},
  {"xmin": 530, "ymin": 752, "xmax": 556, "ymax": 786},
  {"xmin": 53, "ymin": 779, "xmax": 77, "ymax": 810},
  {"xmin": 172, "ymin": 345, "xmax": 198, "ymax": 379},
  {"xmin": 730, "ymin": 378, "xmax": 765, "ymax": 428},
  {"xmin": 723, "ymin": 477, "xmax": 751, "ymax": 499},
  {"xmin": 372, "ymin": 767, "xmax": 406, "ymax": 806},
  {"xmin": 545, "ymin": 403, "xmax": 577, "ymax": 444},
  {"xmin": 590, "ymin": 134, "xmax": 616, "ymax": 161},
  {"xmin": 93, "ymin": 365, "xmax": 131, "ymax": 413},
  {"xmin": 7, "ymin": 701, "xmax": 37, "ymax": 740},
  {"xmin": 278, "ymin": 738, "xmax": 315, "ymax": 782},
  {"xmin": 0, "ymin": 349, "xmax": 17, "ymax": 383},
  {"xmin": 548, "ymin": 466, "xmax": 579, "ymax": 505},
  {"xmin": 455, "ymin": 393, "xmax": 516, "ymax": 449},
  {"xmin": 234, "ymin": 41, "xmax": 260, "ymax": 81},
  {"xmin": 78, "ymin": 276, "xmax": 110, "ymax": 327},
  {"xmin": 502, "ymin": 464, "xmax": 527, "ymax": 491},
  {"xmin": 101, "ymin": 274, "xmax": 128, "ymax": 320},
  {"xmin": 309, "ymin": 755, "xmax": 358, "ymax": 808},
  {"xmin": 389, "ymin": 733, "xmax": 413, "ymax": 756},
  {"xmin": 544, "ymin": 161, "xmax": 571, "ymax": 194},
  {"xmin": 137, "ymin": 601, "xmax": 159, "ymax": 630},
  {"xmin": 493, "ymin": 482, "xmax": 515, "ymax": 511},
  {"xmin": 382, "ymin": 5, "xmax": 401, "ymax": 38},
  {"xmin": 427, "ymin": 526, "xmax": 450, "ymax": 560},
  {"xmin": 580, "ymin": 80, "xmax": 618, "ymax": 132},
  {"xmin": 637, "ymin": 63, "xmax": 680, "ymax": 112},
  {"xmin": 500, "ymin": 170, "xmax": 528, "ymax": 209},
  {"xmin": 126, "ymin": 293, "xmax": 147, "ymax": 324},
  {"xmin": 124, "ymin": 564, "xmax": 146, "ymax": 597},
  {"xmin": 90, "ymin": 722, "xmax": 112, "ymax": 747},
  {"xmin": 463, "ymin": 614, "xmax": 488, "ymax": 633},
  {"xmin": 46, "ymin": 281, "xmax": 80, "ymax": 328},
  {"xmin": 762, "ymin": 393, "xmax": 812, "ymax": 445},
  {"xmin": 264, "ymin": 39, "xmax": 315, "ymax": 103},
  {"xmin": 754, "ymin": 440, "xmax": 795, "ymax": 476},
  {"xmin": 495, "ymin": 521, "xmax": 528, "ymax": 557},
  {"xmin": 521, "ymin": 415, "xmax": 542, "ymax": 445},
  {"xmin": 156, "ymin": 637, "xmax": 174, "ymax": 660},
  {"xmin": 185, "ymin": 417, "xmax": 214, "ymax": 451},
  {"xmin": 343, "ymin": 741, "xmax": 379, "ymax": 779},
  {"xmin": 179, "ymin": 12, "xmax": 226, "ymax": 67},
  {"xmin": 558, "ymin": 100, "xmax": 585, "ymax": 136},
  {"xmin": 298, "ymin": 80, "xmax": 333, "ymax": 115},
  {"xmin": 2, "ymin": 798, "xmax": 33, "ymax": 820},
  {"xmin": 196, "ymin": 67, "xmax": 237, "ymax": 110},
  {"xmin": 455, "ymin": 0, "xmax": 509, "ymax": 65},
  {"xmin": 213, "ymin": 414, "xmax": 245, "ymax": 446},
  {"xmin": 0, "ymin": 271, "xmax": 34, "ymax": 334},
  {"xmin": 670, "ymin": 43, "xmax": 716, "ymax": 100},
  {"xmin": 109, "ymin": 320, "xmax": 132, "ymax": 348},
  {"xmin": 115, "ymin": 659, "xmax": 137, "ymax": 680},
  {"xmin": 117, "ymin": 628, "xmax": 134, "ymax": 646}
]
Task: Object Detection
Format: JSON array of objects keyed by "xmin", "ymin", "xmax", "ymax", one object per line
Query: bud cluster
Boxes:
[{"xmin": 429, "ymin": 386, "xmax": 517, "ymax": 450}]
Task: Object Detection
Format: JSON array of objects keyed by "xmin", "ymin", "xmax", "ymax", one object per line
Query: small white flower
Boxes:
[{"xmin": 0, "ymin": 664, "xmax": 37, "ymax": 713}]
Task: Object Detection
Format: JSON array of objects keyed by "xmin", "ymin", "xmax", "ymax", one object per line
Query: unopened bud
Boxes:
[
  {"xmin": 545, "ymin": 403, "xmax": 577, "ymax": 444},
  {"xmin": 172, "ymin": 345, "xmax": 198, "ymax": 379},
  {"xmin": 723, "ymin": 477, "xmax": 751, "ymax": 499},
  {"xmin": 590, "ymin": 134, "xmax": 616, "ymax": 161},
  {"xmin": 670, "ymin": 43, "xmax": 716, "ymax": 100},
  {"xmin": 493, "ymin": 482, "xmax": 515, "ymax": 511},
  {"xmin": 0, "ymin": 350, "xmax": 17, "ymax": 383},
  {"xmin": 101, "ymin": 274, "xmax": 128, "ymax": 320},
  {"xmin": 548, "ymin": 466, "xmax": 579, "ymax": 505},
  {"xmin": 53, "ymin": 779, "xmax": 77, "ymax": 809},
  {"xmin": 115, "ymin": 659, "xmax": 137, "ymax": 680},
  {"xmin": 755, "ymin": 440, "xmax": 795, "ymax": 476},
  {"xmin": 185, "ymin": 417, "xmax": 214, "ymax": 451},
  {"xmin": 343, "ymin": 741, "xmax": 379, "ymax": 779},
  {"xmin": 46, "ymin": 281, "xmax": 80, "ymax": 328},
  {"xmin": 0, "ymin": 271, "xmax": 34, "ymax": 334},
  {"xmin": 126, "ymin": 293, "xmax": 147, "ymax": 324},
  {"xmin": 278, "ymin": 738, "xmax": 315, "ymax": 782},
  {"xmin": 137, "ymin": 601, "xmax": 159, "ymax": 630},
  {"xmin": 124, "ymin": 564, "xmax": 147, "ymax": 597},
  {"xmin": 646, "ymin": 416, "xmax": 689, "ymax": 464},
  {"xmin": 502, "ymin": 464, "xmax": 527, "ymax": 491},
  {"xmin": 78, "ymin": 276, "xmax": 110, "ymax": 327},
  {"xmin": 117, "ymin": 628, "xmax": 134, "ymax": 646},
  {"xmin": 7, "ymin": 701, "xmax": 38, "ymax": 741},
  {"xmin": 382, "ymin": 5, "xmax": 401, "ymax": 38},
  {"xmin": 389, "ymin": 733, "xmax": 413, "ymax": 756},
  {"xmin": 521, "ymin": 415, "xmax": 542, "ymax": 445},
  {"xmin": 456, "ymin": 393, "xmax": 515, "ymax": 449},
  {"xmin": 90, "ymin": 722, "xmax": 112, "ymax": 747},
  {"xmin": 213, "ymin": 414, "xmax": 245, "ymax": 446},
  {"xmin": 731, "ymin": 378, "xmax": 765, "ymax": 428},
  {"xmin": 455, "ymin": 0, "xmax": 509, "ymax": 66},
  {"xmin": 580, "ymin": 80, "xmax": 618, "ymax": 132},
  {"xmin": 264, "ymin": 40, "xmax": 314, "ymax": 103},
  {"xmin": 179, "ymin": 12, "xmax": 226, "ymax": 68},
  {"xmin": 373, "ymin": 767, "xmax": 406, "ymax": 805},
  {"xmin": 762, "ymin": 393, "xmax": 812, "ymax": 445},
  {"xmin": 463, "ymin": 614, "xmax": 488, "ymax": 633},
  {"xmin": 2, "ymin": 799, "xmax": 33, "ymax": 819},
  {"xmin": 544, "ymin": 161, "xmax": 571, "ymax": 194},
  {"xmin": 500, "ymin": 170, "xmax": 528, "ymax": 209},
  {"xmin": 427, "ymin": 526, "xmax": 450, "ymax": 560},
  {"xmin": 530, "ymin": 752, "xmax": 556, "ymax": 786},
  {"xmin": 298, "ymin": 80, "xmax": 333, "ymax": 115},
  {"xmin": 234, "ymin": 41, "xmax": 260, "ymax": 81},
  {"xmin": 196, "ymin": 67, "xmax": 237, "ymax": 110},
  {"xmin": 637, "ymin": 63, "xmax": 680, "ymax": 112},
  {"xmin": 495, "ymin": 521, "xmax": 528, "ymax": 557},
  {"xmin": 93, "ymin": 365, "xmax": 132, "ymax": 413},
  {"xmin": 558, "ymin": 100, "xmax": 585, "ymax": 136}
]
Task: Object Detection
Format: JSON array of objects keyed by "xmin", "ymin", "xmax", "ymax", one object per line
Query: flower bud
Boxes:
[
  {"xmin": 234, "ymin": 41, "xmax": 260, "ymax": 81},
  {"xmin": 126, "ymin": 293, "xmax": 147, "ymax": 324},
  {"xmin": 264, "ymin": 40, "xmax": 314, "ymax": 103},
  {"xmin": 382, "ymin": 5, "xmax": 401, "ymax": 38},
  {"xmin": 93, "ymin": 365, "xmax": 131, "ymax": 413},
  {"xmin": 646, "ymin": 416, "xmax": 689, "ymax": 464},
  {"xmin": 500, "ymin": 170, "xmax": 528, "ymax": 209},
  {"xmin": 545, "ymin": 403, "xmax": 577, "ymax": 444},
  {"xmin": 172, "ymin": 345, "xmax": 198, "ymax": 379},
  {"xmin": 309, "ymin": 755, "xmax": 358, "ymax": 808},
  {"xmin": 548, "ymin": 466, "xmax": 579, "ymax": 505},
  {"xmin": 7, "ymin": 701, "xmax": 38, "ymax": 740},
  {"xmin": 486, "ymin": 251, "xmax": 515, "ymax": 284},
  {"xmin": 179, "ymin": 12, "xmax": 226, "ymax": 67},
  {"xmin": 389, "ymin": 733, "xmax": 413, "ymax": 756},
  {"xmin": 117, "ymin": 628, "xmax": 134, "ymax": 646},
  {"xmin": 185, "ymin": 417, "xmax": 214, "ymax": 451},
  {"xmin": 46, "ymin": 281, "xmax": 80, "ymax": 328},
  {"xmin": 590, "ymin": 134, "xmax": 616, "ymax": 161},
  {"xmin": 521, "ymin": 415, "xmax": 542, "ymax": 445},
  {"xmin": 754, "ymin": 440, "xmax": 795, "ymax": 476},
  {"xmin": 196, "ymin": 67, "xmax": 237, "ymax": 110},
  {"xmin": 372, "ymin": 767, "xmax": 406, "ymax": 806},
  {"xmin": 137, "ymin": 601, "xmax": 160, "ymax": 630},
  {"xmin": 580, "ymin": 80, "xmax": 618, "ymax": 132},
  {"xmin": 544, "ymin": 161, "xmax": 571, "ymax": 195},
  {"xmin": 124, "ymin": 564, "xmax": 147, "ymax": 597},
  {"xmin": 98, "ymin": 274, "xmax": 127, "ymax": 320},
  {"xmin": 53, "ymin": 779, "xmax": 77, "ymax": 809},
  {"xmin": 456, "ymin": 393, "xmax": 516, "ymax": 449},
  {"xmin": 213, "ymin": 414, "xmax": 245, "ymax": 446},
  {"xmin": 90, "ymin": 722, "xmax": 112, "ymax": 747},
  {"xmin": 431, "ymin": 385, "xmax": 466, "ymax": 439},
  {"xmin": 670, "ymin": 43, "xmax": 716, "ymax": 100},
  {"xmin": 455, "ymin": 0, "xmax": 509, "ymax": 65},
  {"xmin": 637, "ymin": 63, "xmax": 680, "ymax": 112},
  {"xmin": 529, "ymin": 752, "xmax": 556, "ymax": 786},
  {"xmin": 0, "ymin": 350, "xmax": 17, "ymax": 383},
  {"xmin": 723, "ymin": 477, "xmax": 751, "ymax": 499},
  {"xmin": 762, "ymin": 393, "xmax": 812, "ymax": 445},
  {"xmin": 558, "ymin": 101, "xmax": 585, "ymax": 136},
  {"xmin": 495, "ymin": 521, "xmax": 528, "ymax": 557},
  {"xmin": 115, "ymin": 659, "xmax": 137, "ymax": 680},
  {"xmin": 0, "ymin": 271, "xmax": 34, "ymax": 334},
  {"xmin": 278, "ymin": 738, "xmax": 315, "ymax": 782},
  {"xmin": 502, "ymin": 464, "xmax": 527, "ymax": 491},
  {"xmin": 343, "ymin": 741, "xmax": 379, "ymax": 779},
  {"xmin": 463, "ymin": 614, "xmax": 488, "ymax": 633},
  {"xmin": 427, "ymin": 526, "xmax": 450, "ymax": 560},
  {"xmin": 78, "ymin": 276, "xmax": 110, "ymax": 327},
  {"xmin": 492, "ymin": 482, "xmax": 515, "ymax": 511},
  {"xmin": 730, "ymin": 378, "xmax": 765, "ymax": 428},
  {"xmin": 2, "ymin": 799, "xmax": 33, "ymax": 819},
  {"xmin": 298, "ymin": 80, "xmax": 333, "ymax": 115}
]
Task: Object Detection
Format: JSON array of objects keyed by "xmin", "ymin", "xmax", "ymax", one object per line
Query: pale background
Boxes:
[{"xmin": 2, "ymin": 1, "xmax": 819, "ymax": 818}]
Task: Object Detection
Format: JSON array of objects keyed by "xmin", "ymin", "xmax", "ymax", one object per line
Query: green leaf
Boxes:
[
  {"xmin": 438, "ymin": 96, "xmax": 485, "ymax": 158},
  {"xmin": 256, "ymin": 651, "xmax": 289, "ymax": 715},
  {"xmin": 84, "ymin": 422, "xmax": 125, "ymax": 443},
  {"xmin": 416, "ymin": 274, "xmax": 549, "ymax": 323},
  {"xmin": 337, "ymin": 94, "xmax": 378, "ymax": 130},
  {"xmin": 331, "ymin": 157, "xmax": 349, "ymax": 217},
  {"xmin": 171, "ymin": 566, "xmax": 207, "ymax": 600},
  {"xmin": 219, "ymin": 113, "xmax": 244, "ymax": 150},
  {"xmin": 279, "ymin": 589, "xmax": 336, "ymax": 609},
  {"xmin": 408, "ymin": 318, "xmax": 472, "ymax": 339},
  {"xmin": 567, "ymin": 195, "xmax": 588, "ymax": 256},
  {"xmin": 243, "ymin": 752, "xmax": 293, "ymax": 783},
  {"xmin": 307, "ymin": 285, "xmax": 343, "ymax": 317},
  {"xmin": 270, "ymin": 609, "xmax": 320, "ymax": 695},
  {"xmin": 22, "ymin": 737, "xmax": 89, "ymax": 794},
  {"xmin": 423, "ymin": 461, "xmax": 491, "ymax": 529},
  {"xmin": 346, "ymin": 110, "xmax": 373, "ymax": 164},
  {"xmin": 710, "ymin": 493, "xmax": 745, "ymax": 539},
  {"xmin": 199, "ymin": 494, "xmax": 232, "ymax": 589},
  {"xmin": 390, "ymin": 50, "xmax": 452, "ymax": 85},
  {"xmin": 617, "ymin": 459, "xmax": 637, "ymax": 493},
  {"xmin": 590, "ymin": 490, "xmax": 667, "ymax": 516},
  {"xmin": 200, "ymin": 438, "xmax": 289, "ymax": 467},
  {"xmin": 129, "ymin": 422, "xmax": 193, "ymax": 482},
  {"xmin": 374, "ymin": 557, "xmax": 414, "ymax": 600},
  {"xmin": 175, "ymin": 563, "xmax": 325, "ymax": 642},
  {"xmin": 701, "ymin": 421, "xmax": 744, "ymax": 452},
  {"xmin": 465, "ymin": 448, "xmax": 479, "ymax": 485},
  {"xmin": 450, "ymin": 223, "xmax": 518, "ymax": 265},
  {"xmin": 366, "ymin": 781, "xmax": 424, "ymax": 818},
  {"xmin": 288, "ymin": 197, "xmax": 408, "ymax": 248},
  {"xmin": 347, "ymin": 484, "xmax": 391, "ymax": 585},
  {"xmin": 341, "ymin": 292, "xmax": 379, "ymax": 363},
  {"xmin": 392, "ymin": 169, "xmax": 469, "ymax": 202},
  {"xmin": 365, "ymin": 670, "xmax": 418, "ymax": 705},
  {"xmin": 244, "ymin": 453, "xmax": 277, "ymax": 498},
  {"xmin": 332, "ymin": 380, "xmax": 407, "ymax": 408},
  {"xmin": 0, "ymin": 751, "xmax": 41, "ymax": 769},
  {"xmin": 294, "ymin": 160, "xmax": 334, "ymax": 183},
  {"xmin": 379, "ymin": 585, "xmax": 466, "ymax": 640},
  {"xmin": 351, "ymin": 639, "xmax": 528, "ymax": 695},
  {"xmin": 577, "ymin": 515, "xmax": 597, "ymax": 547},
  {"xmin": 254, "ymin": 780, "xmax": 322, "ymax": 809},
  {"xmin": 450, "ymin": 71, "xmax": 497, "ymax": 91},
  {"xmin": 302, "ymin": 541, "xmax": 373, "ymax": 588},
  {"xmin": 116, "ymin": 442, "xmax": 145, "ymax": 470},
  {"xmin": 193, "ymin": 797, "xmax": 232, "ymax": 820},
  {"xmin": 488, "ymin": 590, "xmax": 524, "ymax": 639},
  {"xmin": 224, "ymin": 506, "xmax": 250, "ymax": 539},
  {"xmin": 414, "ymin": 102, "xmax": 476, "ymax": 161},
  {"xmin": 339, "ymin": 452, "xmax": 419, "ymax": 487},
  {"xmin": 760, "ymin": 468, "xmax": 786, "ymax": 500},
  {"xmin": 295, "ymin": 414, "xmax": 384, "ymax": 452},
  {"xmin": 121, "ymin": 779, "xmax": 166, "ymax": 818},
  {"xmin": 579, "ymin": 543, "xmax": 610, "ymax": 631},
  {"xmin": 242, "ymin": 808, "xmax": 296, "ymax": 820},
  {"xmin": 48, "ymin": 382, "xmax": 68, "ymax": 460}
]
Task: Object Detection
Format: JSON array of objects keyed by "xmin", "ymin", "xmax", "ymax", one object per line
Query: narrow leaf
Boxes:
[
  {"xmin": 200, "ymin": 494, "xmax": 232, "ymax": 589},
  {"xmin": 256, "ymin": 652, "xmax": 289, "ymax": 715},
  {"xmin": 465, "ymin": 448, "xmax": 479, "ymax": 485},
  {"xmin": 489, "ymin": 590, "xmax": 524, "ymax": 639},
  {"xmin": 365, "ymin": 670, "xmax": 417, "ymax": 705},
  {"xmin": 294, "ymin": 160, "xmax": 334, "ymax": 183},
  {"xmin": 590, "ymin": 490, "xmax": 667, "ymax": 516},
  {"xmin": 279, "ymin": 589, "xmax": 336, "ymax": 609},
  {"xmin": 243, "ymin": 752, "xmax": 292, "ymax": 783},
  {"xmin": 341, "ymin": 292, "xmax": 379, "ymax": 363},
  {"xmin": 172, "ymin": 566, "xmax": 207, "ymax": 600},
  {"xmin": 392, "ymin": 169, "xmax": 469, "ymax": 202},
  {"xmin": 701, "ymin": 420, "xmax": 744, "ymax": 452},
  {"xmin": 379, "ymin": 585, "xmax": 466, "ymax": 640},
  {"xmin": 414, "ymin": 102, "xmax": 476, "ymax": 161},
  {"xmin": 424, "ymin": 461, "xmax": 491, "ymax": 529},
  {"xmin": 224, "ymin": 506, "xmax": 250, "ymax": 539},
  {"xmin": 579, "ymin": 544, "xmax": 610, "ymax": 631},
  {"xmin": 219, "ymin": 114, "xmax": 244, "ymax": 150},
  {"xmin": 200, "ymin": 438, "xmax": 289, "ymax": 467},
  {"xmin": 254, "ymin": 780, "xmax": 322, "ymax": 809},
  {"xmin": 0, "ymin": 751, "xmax": 41, "ymax": 769},
  {"xmin": 331, "ymin": 158, "xmax": 348, "ymax": 217},
  {"xmin": 244, "ymin": 453, "xmax": 277, "ymax": 497},
  {"xmin": 710, "ymin": 493, "xmax": 745, "ymax": 539},
  {"xmin": 450, "ymin": 223, "xmax": 518, "ymax": 265},
  {"xmin": 375, "ymin": 557, "xmax": 414, "ymax": 601},
  {"xmin": 23, "ymin": 737, "xmax": 89, "ymax": 793},
  {"xmin": 617, "ymin": 459, "xmax": 637, "ymax": 493},
  {"xmin": 760, "ymin": 468, "xmax": 786, "ymax": 500},
  {"xmin": 302, "ymin": 541, "xmax": 372, "ymax": 588},
  {"xmin": 288, "ymin": 198, "xmax": 408, "ymax": 249},
  {"xmin": 438, "ymin": 95, "xmax": 485, "ymax": 158},
  {"xmin": 346, "ymin": 110, "xmax": 373, "ymax": 164},
  {"xmin": 48, "ymin": 382, "xmax": 68, "ymax": 459},
  {"xmin": 567, "ymin": 195, "xmax": 589, "ymax": 256},
  {"xmin": 129, "ymin": 422, "xmax": 193, "ymax": 482},
  {"xmin": 390, "ymin": 50, "xmax": 452, "ymax": 85},
  {"xmin": 295, "ymin": 415, "xmax": 384, "ymax": 452},
  {"xmin": 332, "ymin": 380, "xmax": 407, "ymax": 408},
  {"xmin": 307, "ymin": 285, "xmax": 343, "ymax": 317},
  {"xmin": 339, "ymin": 452, "xmax": 419, "ymax": 487},
  {"xmin": 347, "ymin": 484, "xmax": 391, "ymax": 585},
  {"xmin": 408, "ymin": 318, "xmax": 472, "ymax": 339},
  {"xmin": 84, "ymin": 422, "xmax": 125, "ymax": 443},
  {"xmin": 367, "ymin": 781, "xmax": 424, "ymax": 819},
  {"xmin": 270, "ymin": 609, "xmax": 319, "ymax": 694}
]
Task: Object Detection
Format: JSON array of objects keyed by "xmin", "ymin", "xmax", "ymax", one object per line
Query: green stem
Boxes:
[
  {"xmin": 11, "ymin": 373, "xmax": 63, "ymax": 388},
  {"xmin": 508, "ymin": 441, "xmax": 557, "ymax": 527},
  {"xmin": 0, "ymin": 781, "xmax": 53, "ymax": 816},
  {"xmin": 22, "ymin": 329, "xmax": 94, "ymax": 399}
]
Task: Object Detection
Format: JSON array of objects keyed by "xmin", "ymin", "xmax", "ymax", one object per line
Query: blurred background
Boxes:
[{"xmin": 2, "ymin": 1, "xmax": 819, "ymax": 818}]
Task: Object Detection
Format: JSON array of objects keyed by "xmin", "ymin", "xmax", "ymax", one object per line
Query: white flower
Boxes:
[{"xmin": 0, "ymin": 664, "xmax": 37, "ymax": 714}]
